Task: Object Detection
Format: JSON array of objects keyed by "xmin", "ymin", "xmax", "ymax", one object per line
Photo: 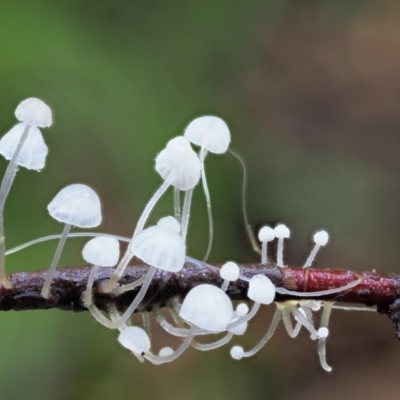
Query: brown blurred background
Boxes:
[{"xmin": 0, "ymin": 0, "xmax": 399, "ymax": 399}]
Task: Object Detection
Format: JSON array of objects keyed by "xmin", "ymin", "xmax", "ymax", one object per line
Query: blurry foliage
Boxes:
[{"xmin": 0, "ymin": 0, "xmax": 399, "ymax": 399}]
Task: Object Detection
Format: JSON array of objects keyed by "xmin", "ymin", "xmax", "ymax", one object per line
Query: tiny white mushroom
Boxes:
[
  {"xmin": 230, "ymin": 346, "xmax": 244, "ymax": 360},
  {"xmin": 248, "ymin": 274, "xmax": 276, "ymax": 305},
  {"xmin": 274, "ymin": 224, "xmax": 290, "ymax": 267},
  {"xmin": 220, "ymin": 261, "xmax": 240, "ymax": 291},
  {"xmin": 118, "ymin": 326, "xmax": 151, "ymax": 357},
  {"xmin": 184, "ymin": 116, "xmax": 231, "ymax": 261},
  {"xmin": 41, "ymin": 184, "xmax": 102, "ymax": 298},
  {"xmin": 236, "ymin": 303, "xmax": 249, "ymax": 317},
  {"xmin": 0, "ymin": 98, "xmax": 52, "ymax": 289},
  {"xmin": 303, "ymin": 230, "xmax": 329, "ymax": 268},
  {"xmin": 258, "ymin": 226, "xmax": 275, "ymax": 264},
  {"xmin": 98, "ymin": 216, "xmax": 185, "ymax": 329},
  {"xmin": 82, "ymin": 236, "xmax": 120, "ymax": 307}
]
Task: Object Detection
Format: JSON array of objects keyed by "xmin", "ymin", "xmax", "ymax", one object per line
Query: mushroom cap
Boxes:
[
  {"xmin": 220, "ymin": 261, "xmax": 240, "ymax": 281},
  {"xmin": 235, "ymin": 303, "xmax": 249, "ymax": 317},
  {"xmin": 247, "ymin": 274, "xmax": 276, "ymax": 305},
  {"xmin": 158, "ymin": 347, "xmax": 174, "ymax": 356},
  {"xmin": 155, "ymin": 136, "xmax": 201, "ymax": 191},
  {"xmin": 314, "ymin": 230, "xmax": 329, "ymax": 246},
  {"xmin": 228, "ymin": 320, "xmax": 248, "ymax": 336},
  {"xmin": 274, "ymin": 224, "xmax": 290, "ymax": 239},
  {"xmin": 118, "ymin": 326, "xmax": 151, "ymax": 354},
  {"xmin": 179, "ymin": 284, "xmax": 233, "ymax": 332},
  {"xmin": 47, "ymin": 184, "xmax": 102, "ymax": 228},
  {"xmin": 82, "ymin": 236, "xmax": 120, "ymax": 267},
  {"xmin": 15, "ymin": 98, "xmax": 52, "ymax": 128},
  {"xmin": 184, "ymin": 116, "xmax": 230, "ymax": 154},
  {"xmin": 0, "ymin": 123, "xmax": 48, "ymax": 170},
  {"xmin": 258, "ymin": 226, "xmax": 275, "ymax": 242},
  {"xmin": 130, "ymin": 216, "xmax": 185, "ymax": 272}
]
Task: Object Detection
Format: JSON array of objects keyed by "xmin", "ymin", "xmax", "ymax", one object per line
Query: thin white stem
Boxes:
[
  {"xmin": 277, "ymin": 238, "xmax": 284, "ymax": 267},
  {"xmin": 142, "ymin": 311, "xmax": 152, "ymax": 339},
  {"xmin": 0, "ymin": 123, "xmax": 31, "ymax": 289},
  {"xmin": 199, "ymin": 149, "xmax": 213, "ymax": 262},
  {"xmin": 318, "ymin": 302, "xmax": 333, "ymax": 372},
  {"xmin": 282, "ymin": 307, "xmax": 302, "ymax": 338},
  {"xmin": 180, "ymin": 188, "xmax": 193, "ymax": 241},
  {"xmin": 229, "ymin": 149, "xmax": 261, "ymax": 255},
  {"xmin": 113, "ymin": 275, "xmax": 146, "ymax": 295},
  {"xmin": 221, "ymin": 280, "xmax": 229, "ymax": 292},
  {"xmin": 133, "ymin": 174, "xmax": 174, "ymax": 236},
  {"xmin": 289, "ymin": 306, "xmax": 319, "ymax": 337},
  {"xmin": 41, "ymin": 224, "xmax": 71, "ymax": 299},
  {"xmin": 243, "ymin": 307, "xmax": 282, "ymax": 357},
  {"xmin": 191, "ymin": 332, "xmax": 234, "ymax": 351},
  {"xmin": 84, "ymin": 264, "xmax": 100, "ymax": 306},
  {"xmin": 275, "ymin": 277, "xmax": 362, "ymax": 297},
  {"xmin": 102, "ymin": 249, "xmax": 133, "ymax": 293},
  {"xmin": 227, "ymin": 302, "xmax": 261, "ymax": 330},
  {"xmin": 144, "ymin": 325, "xmax": 196, "ymax": 365},
  {"xmin": 174, "ymin": 187, "xmax": 181, "ymax": 222},
  {"xmin": 303, "ymin": 244, "xmax": 320, "ymax": 268},
  {"xmin": 261, "ymin": 241, "xmax": 267, "ymax": 264}
]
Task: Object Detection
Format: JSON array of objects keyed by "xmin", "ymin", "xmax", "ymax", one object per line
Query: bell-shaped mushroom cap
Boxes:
[
  {"xmin": 130, "ymin": 216, "xmax": 185, "ymax": 272},
  {"xmin": 0, "ymin": 123, "xmax": 48, "ymax": 170},
  {"xmin": 47, "ymin": 184, "xmax": 102, "ymax": 228},
  {"xmin": 155, "ymin": 136, "xmax": 201, "ymax": 191},
  {"xmin": 15, "ymin": 98, "xmax": 52, "ymax": 128},
  {"xmin": 184, "ymin": 116, "xmax": 230, "ymax": 154},
  {"xmin": 118, "ymin": 326, "xmax": 151, "ymax": 354},
  {"xmin": 179, "ymin": 284, "xmax": 233, "ymax": 332},
  {"xmin": 247, "ymin": 274, "xmax": 276, "ymax": 305},
  {"xmin": 274, "ymin": 224, "xmax": 290, "ymax": 239},
  {"xmin": 82, "ymin": 236, "xmax": 120, "ymax": 267}
]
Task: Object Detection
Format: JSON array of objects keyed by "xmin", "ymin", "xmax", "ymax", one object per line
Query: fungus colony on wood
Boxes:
[{"xmin": 0, "ymin": 98, "xmax": 365, "ymax": 371}]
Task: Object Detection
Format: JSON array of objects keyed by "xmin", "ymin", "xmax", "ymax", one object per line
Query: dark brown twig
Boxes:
[{"xmin": 2, "ymin": 262, "xmax": 400, "ymax": 337}]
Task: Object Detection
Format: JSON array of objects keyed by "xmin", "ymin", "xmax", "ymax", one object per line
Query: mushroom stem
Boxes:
[
  {"xmin": 84, "ymin": 264, "xmax": 100, "ymax": 306},
  {"xmin": 133, "ymin": 174, "xmax": 174, "ymax": 236},
  {"xmin": 144, "ymin": 325, "xmax": 196, "ymax": 365},
  {"xmin": 191, "ymin": 332, "xmax": 234, "ymax": 351},
  {"xmin": 318, "ymin": 302, "xmax": 333, "ymax": 372},
  {"xmin": 0, "ymin": 124, "xmax": 31, "ymax": 289},
  {"xmin": 282, "ymin": 307, "xmax": 302, "ymax": 338},
  {"xmin": 261, "ymin": 241, "xmax": 268, "ymax": 264},
  {"xmin": 174, "ymin": 187, "xmax": 181, "ymax": 222},
  {"xmin": 303, "ymin": 244, "xmax": 321, "ymax": 268},
  {"xmin": 242, "ymin": 307, "xmax": 282, "ymax": 358},
  {"xmin": 41, "ymin": 223, "xmax": 71, "ymax": 298},
  {"xmin": 180, "ymin": 188, "xmax": 193, "ymax": 241},
  {"xmin": 199, "ymin": 148, "xmax": 213, "ymax": 262}
]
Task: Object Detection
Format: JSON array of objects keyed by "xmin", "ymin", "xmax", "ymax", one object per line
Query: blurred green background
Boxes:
[{"xmin": 1, "ymin": 0, "xmax": 400, "ymax": 399}]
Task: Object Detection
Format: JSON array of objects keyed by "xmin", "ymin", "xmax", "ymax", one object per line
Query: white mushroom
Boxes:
[
  {"xmin": 0, "ymin": 98, "xmax": 52, "ymax": 289},
  {"xmin": 82, "ymin": 236, "xmax": 120, "ymax": 308},
  {"xmin": 258, "ymin": 226, "xmax": 275, "ymax": 264},
  {"xmin": 219, "ymin": 261, "xmax": 240, "ymax": 291},
  {"xmin": 303, "ymin": 230, "xmax": 329, "ymax": 268},
  {"xmin": 274, "ymin": 224, "xmax": 290, "ymax": 267},
  {"xmin": 184, "ymin": 116, "xmax": 231, "ymax": 261},
  {"xmin": 41, "ymin": 184, "xmax": 102, "ymax": 298},
  {"xmin": 96, "ymin": 216, "xmax": 185, "ymax": 329}
]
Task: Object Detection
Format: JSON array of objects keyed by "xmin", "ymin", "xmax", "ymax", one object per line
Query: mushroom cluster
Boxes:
[{"xmin": 0, "ymin": 100, "xmax": 364, "ymax": 372}]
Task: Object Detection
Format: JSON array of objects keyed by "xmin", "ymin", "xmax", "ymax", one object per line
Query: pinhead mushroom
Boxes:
[
  {"xmin": 179, "ymin": 284, "xmax": 234, "ymax": 332},
  {"xmin": 41, "ymin": 184, "xmax": 102, "ymax": 298},
  {"xmin": 236, "ymin": 303, "xmax": 249, "ymax": 317},
  {"xmin": 258, "ymin": 226, "xmax": 275, "ymax": 264},
  {"xmin": 220, "ymin": 261, "xmax": 240, "ymax": 291},
  {"xmin": 303, "ymin": 230, "xmax": 330, "ymax": 268},
  {"xmin": 15, "ymin": 97, "xmax": 53, "ymax": 128},
  {"xmin": 247, "ymin": 274, "xmax": 276, "ymax": 305},
  {"xmin": 274, "ymin": 224, "xmax": 290, "ymax": 267},
  {"xmin": 230, "ymin": 346, "xmax": 244, "ymax": 360}
]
